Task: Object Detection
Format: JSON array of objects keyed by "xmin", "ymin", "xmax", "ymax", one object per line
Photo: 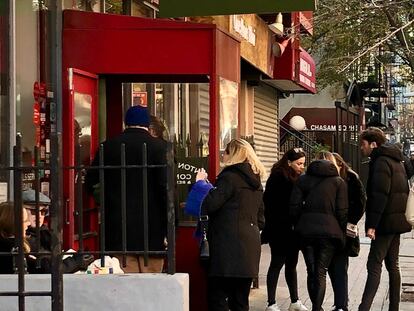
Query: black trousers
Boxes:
[
  {"xmin": 328, "ymin": 250, "xmax": 349, "ymax": 310},
  {"xmin": 266, "ymin": 241, "xmax": 300, "ymax": 305},
  {"xmin": 302, "ymin": 238, "xmax": 336, "ymax": 311},
  {"xmin": 358, "ymin": 234, "xmax": 401, "ymax": 311},
  {"xmin": 207, "ymin": 276, "xmax": 253, "ymax": 311}
]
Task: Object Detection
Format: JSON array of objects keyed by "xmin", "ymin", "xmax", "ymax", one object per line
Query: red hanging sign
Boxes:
[
  {"xmin": 33, "ymin": 101, "xmax": 40, "ymax": 125},
  {"xmin": 33, "ymin": 82, "xmax": 40, "ymax": 101}
]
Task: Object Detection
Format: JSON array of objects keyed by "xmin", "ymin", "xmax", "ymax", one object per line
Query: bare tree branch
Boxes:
[{"xmin": 338, "ymin": 18, "xmax": 414, "ymax": 73}]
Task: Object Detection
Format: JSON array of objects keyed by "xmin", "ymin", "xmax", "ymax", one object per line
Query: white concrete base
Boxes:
[{"xmin": 0, "ymin": 273, "xmax": 189, "ymax": 311}]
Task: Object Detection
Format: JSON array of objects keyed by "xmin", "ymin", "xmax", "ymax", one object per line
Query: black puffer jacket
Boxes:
[
  {"xmin": 201, "ymin": 162, "xmax": 265, "ymax": 278},
  {"xmin": 347, "ymin": 170, "xmax": 366, "ymax": 225},
  {"xmin": 290, "ymin": 160, "xmax": 348, "ymax": 244},
  {"xmin": 262, "ymin": 169, "xmax": 297, "ymax": 247},
  {"xmin": 365, "ymin": 144, "xmax": 412, "ymax": 234}
]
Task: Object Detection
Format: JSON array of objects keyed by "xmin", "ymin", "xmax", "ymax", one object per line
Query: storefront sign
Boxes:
[
  {"xmin": 132, "ymin": 91, "xmax": 147, "ymax": 107},
  {"xmin": 33, "ymin": 101, "xmax": 40, "ymax": 125},
  {"xmin": 159, "ymin": 0, "xmax": 316, "ymax": 18},
  {"xmin": 307, "ymin": 124, "xmax": 363, "ymax": 131},
  {"xmin": 273, "ymin": 42, "xmax": 316, "ymax": 94},
  {"xmin": 284, "ymin": 108, "xmax": 363, "ymax": 132},
  {"xmin": 299, "ymin": 12, "xmax": 313, "ymax": 35},
  {"xmin": 297, "ymin": 49, "xmax": 316, "ymax": 93},
  {"xmin": 176, "ymin": 158, "xmax": 208, "ymax": 185},
  {"xmin": 232, "ymin": 15, "xmax": 256, "ymax": 46},
  {"xmin": 228, "ymin": 14, "xmax": 273, "ymax": 77}
]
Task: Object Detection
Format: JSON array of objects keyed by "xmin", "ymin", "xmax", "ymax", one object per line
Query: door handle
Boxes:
[{"xmin": 65, "ymin": 198, "xmax": 70, "ymax": 225}]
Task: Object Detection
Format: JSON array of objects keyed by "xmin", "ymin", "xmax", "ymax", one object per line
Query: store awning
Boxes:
[
  {"xmin": 63, "ymin": 10, "xmax": 240, "ymax": 81},
  {"xmin": 159, "ymin": 0, "xmax": 317, "ymax": 18},
  {"xmin": 266, "ymin": 42, "xmax": 316, "ymax": 94}
]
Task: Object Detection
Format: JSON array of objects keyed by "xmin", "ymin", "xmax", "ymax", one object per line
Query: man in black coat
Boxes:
[
  {"xmin": 86, "ymin": 105, "xmax": 167, "ymax": 273},
  {"xmin": 358, "ymin": 127, "xmax": 412, "ymax": 311},
  {"xmin": 22, "ymin": 189, "xmax": 93, "ymax": 273}
]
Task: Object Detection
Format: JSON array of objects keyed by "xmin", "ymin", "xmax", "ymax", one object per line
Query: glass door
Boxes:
[{"xmin": 64, "ymin": 68, "xmax": 99, "ymax": 251}]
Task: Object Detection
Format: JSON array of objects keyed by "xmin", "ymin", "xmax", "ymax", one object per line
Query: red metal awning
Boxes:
[{"xmin": 266, "ymin": 40, "xmax": 316, "ymax": 94}]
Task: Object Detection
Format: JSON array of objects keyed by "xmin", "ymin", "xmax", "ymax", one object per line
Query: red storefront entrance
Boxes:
[{"xmin": 62, "ymin": 10, "xmax": 240, "ymax": 310}]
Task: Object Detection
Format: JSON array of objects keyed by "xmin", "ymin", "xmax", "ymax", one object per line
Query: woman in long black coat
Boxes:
[
  {"xmin": 262, "ymin": 148, "xmax": 308, "ymax": 311},
  {"xmin": 327, "ymin": 152, "xmax": 366, "ymax": 311},
  {"xmin": 198, "ymin": 138, "xmax": 266, "ymax": 311},
  {"xmin": 290, "ymin": 154, "xmax": 348, "ymax": 311}
]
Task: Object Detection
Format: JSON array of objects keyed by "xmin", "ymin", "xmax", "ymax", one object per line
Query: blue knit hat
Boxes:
[{"xmin": 124, "ymin": 106, "xmax": 150, "ymax": 127}]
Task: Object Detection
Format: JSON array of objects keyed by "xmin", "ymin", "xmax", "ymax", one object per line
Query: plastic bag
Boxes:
[
  {"xmin": 406, "ymin": 179, "xmax": 414, "ymax": 226},
  {"xmin": 185, "ymin": 180, "xmax": 213, "ymax": 217}
]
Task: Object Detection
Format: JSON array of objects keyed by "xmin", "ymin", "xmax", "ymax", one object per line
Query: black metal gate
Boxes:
[
  {"xmin": 335, "ymin": 100, "xmax": 361, "ymax": 174},
  {"xmin": 0, "ymin": 133, "xmax": 175, "ymax": 310}
]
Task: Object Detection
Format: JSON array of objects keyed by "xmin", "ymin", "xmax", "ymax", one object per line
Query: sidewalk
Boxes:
[{"xmin": 250, "ymin": 230, "xmax": 414, "ymax": 311}]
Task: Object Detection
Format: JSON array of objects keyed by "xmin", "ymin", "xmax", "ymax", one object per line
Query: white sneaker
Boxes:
[
  {"xmin": 265, "ymin": 303, "xmax": 281, "ymax": 311},
  {"xmin": 288, "ymin": 300, "xmax": 308, "ymax": 311}
]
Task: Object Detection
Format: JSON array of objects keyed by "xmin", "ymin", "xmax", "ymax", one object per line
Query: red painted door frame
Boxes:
[{"xmin": 63, "ymin": 68, "xmax": 99, "ymax": 250}]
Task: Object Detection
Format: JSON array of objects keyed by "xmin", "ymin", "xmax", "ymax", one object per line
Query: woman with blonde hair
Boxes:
[
  {"xmin": 196, "ymin": 138, "xmax": 266, "ymax": 311},
  {"xmin": 327, "ymin": 153, "xmax": 366, "ymax": 311}
]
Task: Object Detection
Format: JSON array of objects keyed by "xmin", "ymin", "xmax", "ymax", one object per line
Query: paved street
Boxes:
[{"xmin": 250, "ymin": 230, "xmax": 414, "ymax": 311}]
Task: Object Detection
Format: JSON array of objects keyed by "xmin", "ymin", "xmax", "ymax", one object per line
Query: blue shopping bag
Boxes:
[{"xmin": 184, "ymin": 180, "xmax": 213, "ymax": 217}]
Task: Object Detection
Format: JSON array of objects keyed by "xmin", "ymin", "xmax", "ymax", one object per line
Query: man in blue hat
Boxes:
[{"xmin": 86, "ymin": 105, "xmax": 167, "ymax": 273}]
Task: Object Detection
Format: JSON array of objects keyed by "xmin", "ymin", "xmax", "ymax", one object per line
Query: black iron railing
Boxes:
[
  {"xmin": 0, "ymin": 133, "xmax": 175, "ymax": 311},
  {"xmin": 279, "ymin": 118, "xmax": 320, "ymax": 164}
]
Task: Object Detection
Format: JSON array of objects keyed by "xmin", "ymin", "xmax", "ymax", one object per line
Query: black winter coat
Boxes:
[
  {"xmin": 290, "ymin": 160, "xmax": 348, "ymax": 245},
  {"xmin": 26, "ymin": 226, "xmax": 92, "ymax": 273},
  {"xmin": 346, "ymin": 170, "xmax": 366, "ymax": 225},
  {"xmin": 262, "ymin": 169, "xmax": 297, "ymax": 249},
  {"xmin": 402, "ymin": 154, "xmax": 414, "ymax": 179},
  {"xmin": 86, "ymin": 128, "xmax": 167, "ymax": 251},
  {"xmin": 365, "ymin": 144, "xmax": 412, "ymax": 234},
  {"xmin": 0, "ymin": 237, "xmax": 16, "ymax": 273},
  {"xmin": 201, "ymin": 163, "xmax": 265, "ymax": 278},
  {"xmin": 344, "ymin": 170, "xmax": 366, "ymax": 256}
]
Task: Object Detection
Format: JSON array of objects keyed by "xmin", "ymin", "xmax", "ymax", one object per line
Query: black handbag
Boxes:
[
  {"xmin": 199, "ymin": 216, "xmax": 210, "ymax": 261},
  {"xmin": 346, "ymin": 235, "xmax": 360, "ymax": 257}
]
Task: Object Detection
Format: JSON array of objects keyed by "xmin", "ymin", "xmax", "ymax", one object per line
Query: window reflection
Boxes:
[{"xmin": 219, "ymin": 78, "xmax": 238, "ymax": 152}]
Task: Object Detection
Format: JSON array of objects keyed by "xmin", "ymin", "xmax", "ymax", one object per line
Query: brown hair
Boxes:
[
  {"xmin": 0, "ymin": 202, "xmax": 30, "ymax": 252},
  {"xmin": 332, "ymin": 152, "xmax": 357, "ymax": 180},
  {"xmin": 0, "ymin": 202, "xmax": 15, "ymax": 239},
  {"xmin": 271, "ymin": 148, "xmax": 306, "ymax": 181},
  {"xmin": 149, "ymin": 115, "xmax": 167, "ymax": 140},
  {"xmin": 315, "ymin": 151, "xmax": 336, "ymax": 163},
  {"xmin": 360, "ymin": 127, "xmax": 386, "ymax": 146}
]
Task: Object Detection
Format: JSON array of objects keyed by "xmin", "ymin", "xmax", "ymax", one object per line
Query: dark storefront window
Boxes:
[{"xmin": 122, "ymin": 82, "xmax": 210, "ymax": 223}]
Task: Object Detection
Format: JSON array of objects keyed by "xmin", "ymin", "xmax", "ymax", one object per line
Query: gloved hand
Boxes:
[{"xmin": 63, "ymin": 253, "xmax": 94, "ymax": 273}]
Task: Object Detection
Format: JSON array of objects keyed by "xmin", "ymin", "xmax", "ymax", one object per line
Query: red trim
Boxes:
[
  {"xmin": 71, "ymin": 68, "xmax": 99, "ymax": 80},
  {"xmin": 63, "ymin": 68, "xmax": 99, "ymax": 250},
  {"xmin": 63, "ymin": 10, "xmax": 240, "ymax": 179}
]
